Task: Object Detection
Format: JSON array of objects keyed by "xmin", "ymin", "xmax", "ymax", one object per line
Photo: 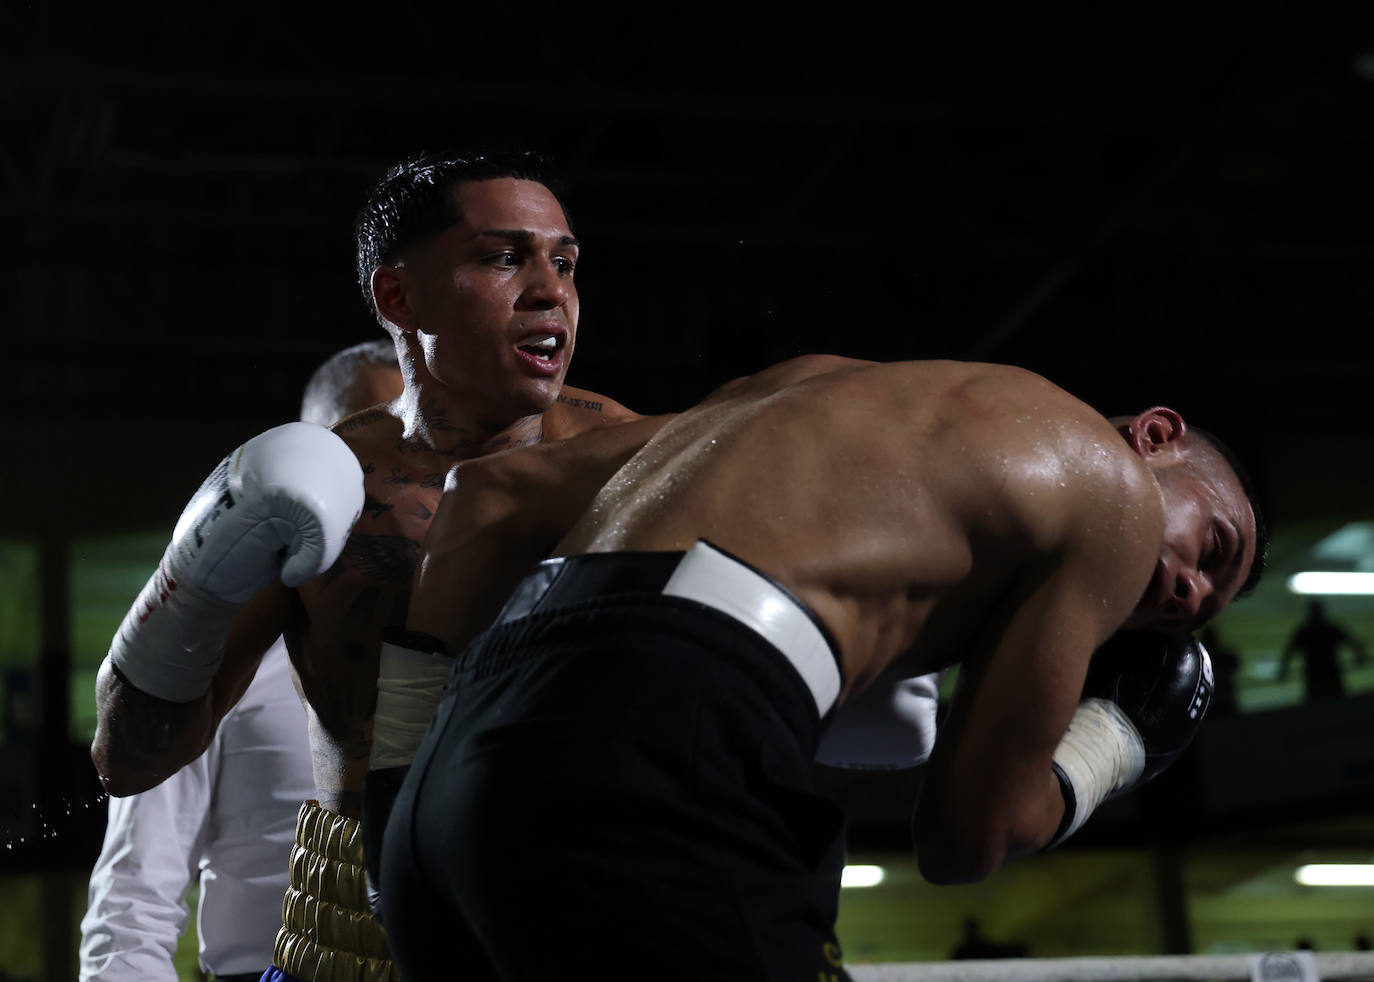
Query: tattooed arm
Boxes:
[{"xmin": 92, "ymin": 586, "xmax": 287, "ymax": 796}]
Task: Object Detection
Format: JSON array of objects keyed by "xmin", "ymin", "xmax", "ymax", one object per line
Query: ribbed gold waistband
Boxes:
[{"xmin": 272, "ymin": 800, "xmax": 398, "ymax": 982}]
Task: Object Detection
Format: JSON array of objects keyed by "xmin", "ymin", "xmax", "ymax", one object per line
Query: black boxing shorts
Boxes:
[{"xmin": 380, "ymin": 540, "xmax": 852, "ymax": 982}]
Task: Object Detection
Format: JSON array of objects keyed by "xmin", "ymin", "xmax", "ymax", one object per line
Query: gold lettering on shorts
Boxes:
[{"xmin": 822, "ymin": 942, "xmax": 844, "ymax": 967}]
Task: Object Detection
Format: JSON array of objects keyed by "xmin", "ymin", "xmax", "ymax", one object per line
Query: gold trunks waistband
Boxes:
[{"xmin": 272, "ymin": 800, "xmax": 399, "ymax": 982}]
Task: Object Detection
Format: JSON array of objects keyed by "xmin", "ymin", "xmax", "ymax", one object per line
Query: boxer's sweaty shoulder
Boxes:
[
  {"xmin": 288, "ymin": 407, "xmax": 446, "ymax": 815},
  {"xmin": 569, "ymin": 361, "xmax": 1162, "ymax": 690}
]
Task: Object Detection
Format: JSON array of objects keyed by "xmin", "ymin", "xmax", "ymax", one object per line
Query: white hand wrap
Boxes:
[
  {"xmin": 107, "ymin": 422, "xmax": 364, "ymax": 702},
  {"xmin": 370, "ymin": 641, "xmax": 453, "ymax": 770},
  {"xmin": 1048, "ymin": 697, "xmax": 1146, "ymax": 848},
  {"xmin": 814, "ymin": 670, "xmax": 942, "ymax": 769}
]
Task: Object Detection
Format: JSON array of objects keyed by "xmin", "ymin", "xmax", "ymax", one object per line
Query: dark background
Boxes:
[{"xmin": 7, "ymin": 4, "xmax": 1374, "ymax": 535}]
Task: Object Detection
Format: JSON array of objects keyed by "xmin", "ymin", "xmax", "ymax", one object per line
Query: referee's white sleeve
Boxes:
[{"xmin": 78, "ymin": 742, "xmax": 212, "ymax": 981}]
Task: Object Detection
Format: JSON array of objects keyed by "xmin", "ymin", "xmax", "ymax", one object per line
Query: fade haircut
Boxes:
[
  {"xmin": 300, "ymin": 339, "xmax": 399, "ymax": 426},
  {"xmin": 1190, "ymin": 426, "xmax": 1269, "ymax": 598},
  {"xmin": 353, "ymin": 149, "xmax": 566, "ymax": 324}
]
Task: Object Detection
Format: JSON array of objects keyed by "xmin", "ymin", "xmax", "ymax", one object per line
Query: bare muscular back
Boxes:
[{"xmin": 559, "ymin": 358, "xmax": 1165, "ymax": 699}]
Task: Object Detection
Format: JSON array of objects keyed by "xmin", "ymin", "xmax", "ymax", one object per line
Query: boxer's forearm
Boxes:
[
  {"xmin": 91, "ymin": 585, "xmax": 284, "ymax": 796},
  {"xmin": 91, "ymin": 658, "xmax": 215, "ymax": 796},
  {"xmin": 914, "ymin": 760, "xmax": 1067, "ymax": 885}
]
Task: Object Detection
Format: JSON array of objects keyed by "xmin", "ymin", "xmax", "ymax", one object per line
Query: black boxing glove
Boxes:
[{"xmin": 1046, "ymin": 630, "xmax": 1213, "ymax": 848}]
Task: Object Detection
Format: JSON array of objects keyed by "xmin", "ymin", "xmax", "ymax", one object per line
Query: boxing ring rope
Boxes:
[{"xmin": 849, "ymin": 951, "xmax": 1374, "ymax": 981}]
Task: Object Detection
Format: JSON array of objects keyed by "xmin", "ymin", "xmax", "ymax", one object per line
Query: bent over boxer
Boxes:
[{"xmin": 381, "ymin": 354, "xmax": 1264, "ymax": 981}]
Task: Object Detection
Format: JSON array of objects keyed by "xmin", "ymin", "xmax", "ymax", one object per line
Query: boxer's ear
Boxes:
[
  {"xmin": 372, "ymin": 264, "xmax": 419, "ymax": 334},
  {"xmin": 1125, "ymin": 407, "xmax": 1186, "ymax": 460}
]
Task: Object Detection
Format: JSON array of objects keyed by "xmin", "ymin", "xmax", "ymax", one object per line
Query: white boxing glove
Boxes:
[
  {"xmin": 107, "ymin": 422, "xmax": 365, "ymax": 702},
  {"xmin": 814, "ymin": 669, "xmax": 944, "ymax": 769}
]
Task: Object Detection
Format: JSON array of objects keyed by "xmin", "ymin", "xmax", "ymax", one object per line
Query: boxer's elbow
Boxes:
[
  {"xmin": 90, "ymin": 668, "xmax": 142, "ymax": 796},
  {"xmin": 91, "ymin": 659, "xmax": 210, "ymax": 796},
  {"xmin": 90, "ymin": 714, "xmax": 174, "ymax": 797},
  {"xmin": 89, "ymin": 733, "xmax": 162, "ymax": 798},
  {"xmin": 913, "ymin": 797, "xmax": 1035, "ymax": 885},
  {"xmin": 91, "ymin": 762, "xmax": 145, "ymax": 798},
  {"xmin": 914, "ymin": 818, "xmax": 1006, "ymax": 885}
]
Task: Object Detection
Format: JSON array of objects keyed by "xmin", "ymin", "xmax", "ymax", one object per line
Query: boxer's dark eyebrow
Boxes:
[
  {"xmin": 1224, "ymin": 520, "xmax": 1254, "ymax": 598},
  {"xmin": 479, "ymin": 229, "xmax": 580, "ymax": 249}
]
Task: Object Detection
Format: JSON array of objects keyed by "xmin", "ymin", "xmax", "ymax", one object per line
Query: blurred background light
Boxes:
[
  {"xmin": 1294, "ymin": 864, "xmax": 1374, "ymax": 886},
  {"xmin": 1287, "ymin": 572, "xmax": 1374, "ymax": 595},
  {"xmin": 841, "ymin": 865, "xmax": 886, "ymax": 888}
]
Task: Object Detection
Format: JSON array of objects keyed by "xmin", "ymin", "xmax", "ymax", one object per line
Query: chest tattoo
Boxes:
[{"xmin": 342, "ymin": 533, "xmax": 421, "ymax": 584}]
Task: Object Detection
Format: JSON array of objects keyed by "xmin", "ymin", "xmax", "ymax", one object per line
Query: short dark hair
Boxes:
[
  {"xmin": 353, "ymin": 149, "xmax": 566, "ymax": 322},
  {"xmin": 1192, "ymin": 426, "xmax": 1269, "ymax": 598}
]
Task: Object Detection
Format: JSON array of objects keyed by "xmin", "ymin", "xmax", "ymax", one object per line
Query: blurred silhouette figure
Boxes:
[
  {"xmin": 1278, "ymin": 600, "xmax": 1369, "ymax": 701},
  {"xmin": 950, "ymin": 917, "xmax": 1027, "ymax": 960},
  {"xmin": 1201, "ymin": 626, "xmax": 1242, "ymax": 716},
  {"xmin": 1354, "ymin": 933, "xmax": 1371, "ymax": 951}
]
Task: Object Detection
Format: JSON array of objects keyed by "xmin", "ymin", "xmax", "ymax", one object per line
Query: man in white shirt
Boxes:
[
  {"xmin": 79, "ymin": 639, "xmax": 310, "ymax": 982},
  {"xmin": 79, "ymin": 340, "xmax": 402, "ymax": 982}
]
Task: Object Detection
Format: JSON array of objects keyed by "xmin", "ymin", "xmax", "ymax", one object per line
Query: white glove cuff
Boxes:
[
  {"xmin": 1048, "ymin": 697, "xmax": 1145, "ymax": 848},
  {"xmin": 106, "ymin": 547, "xmax": 239, "ymax": 703},
  {"xmin": 370, "ymin": 641, "xmax": 453, "ymax": 770}
]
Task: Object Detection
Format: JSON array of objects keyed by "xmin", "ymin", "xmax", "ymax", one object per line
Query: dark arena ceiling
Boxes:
[{"xmin": 6, "ymin": 4, "xmax": 1374, "ymax": 534}]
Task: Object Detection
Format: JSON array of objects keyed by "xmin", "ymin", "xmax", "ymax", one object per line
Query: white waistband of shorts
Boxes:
[{"xmin": 663, "ymin": 541, "xmax": 841, "ymax": 716}]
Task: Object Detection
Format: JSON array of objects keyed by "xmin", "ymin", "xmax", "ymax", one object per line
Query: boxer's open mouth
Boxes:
[{"xmin": 517, "ymin": 335, "xmax": 561, "ymax": 361}]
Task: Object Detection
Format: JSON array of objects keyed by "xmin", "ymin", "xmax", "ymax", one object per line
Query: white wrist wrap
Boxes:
[
  {"xmin": 1049, "ymin": 697, "xmax": 1146, "ymax": 847},
  {"xmin": 106, "ymin": 549, "xmax": 240, "ymax": 702},
  {"xmin": 370, "ymin": 642, "xmax": 453, "ymax": 770}
]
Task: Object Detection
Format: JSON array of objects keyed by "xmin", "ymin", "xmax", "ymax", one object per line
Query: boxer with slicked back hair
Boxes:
[
  {"xmin": 79, "ymin": 341, "xmax": 402, "ymax": 982},
  {"xmin": 90, "ymin": 150, "xmax": 659, "ymax": 982}
]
